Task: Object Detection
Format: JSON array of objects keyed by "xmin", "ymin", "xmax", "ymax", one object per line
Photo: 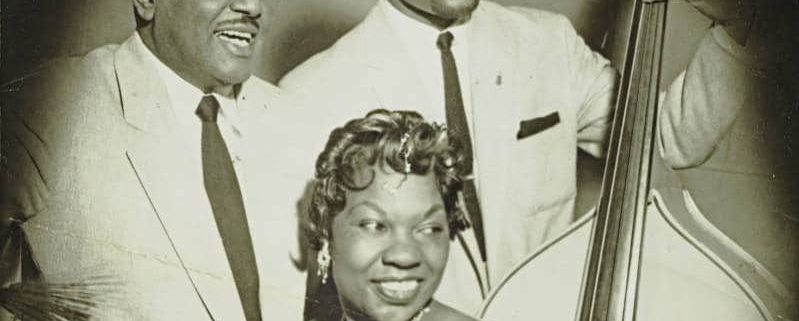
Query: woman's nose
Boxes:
[{"xmin": 381, "ymin": 234, "xmax": 422, "ymax": 269}]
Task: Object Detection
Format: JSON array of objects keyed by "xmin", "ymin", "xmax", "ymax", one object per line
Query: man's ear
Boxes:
[{"xmin": 133, "ymin": 0, "xmax": 155, "ymax": 23}]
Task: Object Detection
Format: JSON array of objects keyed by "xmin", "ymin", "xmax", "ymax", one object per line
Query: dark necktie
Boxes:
[
  {"xmin": 437, "ymin": 32, "xmax": 487, "ymax": 263},
  {"xmin": 196, "ymin": 95, "xmax": 262, "ymax": 321}
]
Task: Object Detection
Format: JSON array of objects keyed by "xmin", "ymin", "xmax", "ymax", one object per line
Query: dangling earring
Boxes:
[{"xmin": 317, "ymin": 240, "xmax": 331, "ymax": 284}]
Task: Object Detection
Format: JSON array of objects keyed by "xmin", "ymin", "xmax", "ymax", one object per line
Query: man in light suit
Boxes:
[
  {"xmin": 0, "ymin": 0, "xmax": 306, "ymax": 320},
  {"xmin": 280, "ymin": 0, "xmax": 615, "ymax": 314},
  {"xmin": 279, "ymin": 0, "xmax": 767, "ymax": 316}
]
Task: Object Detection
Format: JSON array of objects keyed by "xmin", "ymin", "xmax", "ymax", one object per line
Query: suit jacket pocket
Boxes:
[{"xmin": 516, "ymin": 112, "xmax": 560, "ymax": 140}]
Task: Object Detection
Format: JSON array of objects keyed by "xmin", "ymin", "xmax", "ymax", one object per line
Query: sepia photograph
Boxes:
[{"xmin": 1, "ymin": 0, "xmax": 797, "ymax": 320}]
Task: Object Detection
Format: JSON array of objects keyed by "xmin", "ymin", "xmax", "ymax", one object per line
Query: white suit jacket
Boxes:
[
  {"xmin": 0, "ymin": 34, "xmax": 306, "ymax": 321},
  {"xmin": 280, "ymin": 0, "xmax": 616, "ymax": 314}
]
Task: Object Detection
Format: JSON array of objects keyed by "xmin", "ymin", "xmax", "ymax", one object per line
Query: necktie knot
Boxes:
[
  {"xmin": 196, "ymin": 95, "xmax": 220, "ymax": 122},
  {"xmin": 437, "ymin": 32, "xmax": 454, "ymax": 51}
]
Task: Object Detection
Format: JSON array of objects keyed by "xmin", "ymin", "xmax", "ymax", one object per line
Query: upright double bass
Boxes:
[{"xmin": 480, "ymin": 0, "xmax": 798, "ymax": 320}]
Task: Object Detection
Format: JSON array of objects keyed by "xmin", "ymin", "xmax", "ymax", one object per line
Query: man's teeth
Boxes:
[{"xmin": 215, "ymin": 30, "xmax": 254, "ymax": 46}]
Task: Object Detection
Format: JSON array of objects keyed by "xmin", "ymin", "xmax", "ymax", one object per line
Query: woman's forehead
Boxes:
[{"xmin": 343, "ymin": 170, "xmax": 444, "ymax": 218}]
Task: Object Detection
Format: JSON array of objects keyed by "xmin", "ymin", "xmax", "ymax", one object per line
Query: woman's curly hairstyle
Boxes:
[{"xmin": 305, "ymin": 109, "xmax": 470, "ymax": 251}]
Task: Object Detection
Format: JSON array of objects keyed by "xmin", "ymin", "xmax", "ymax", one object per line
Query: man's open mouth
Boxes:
[{"xmin": 214, "ymin": 30, "xmax": 255, "ymax": 47}]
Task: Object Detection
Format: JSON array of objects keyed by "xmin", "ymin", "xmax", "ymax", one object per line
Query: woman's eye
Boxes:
[
  {"xmin": 359, "ymin": 221, "xmax": 386, "ymax": 233},
  {"xmin": 418, "ymin": 225, "xmax": 445, "ymax": 235}
]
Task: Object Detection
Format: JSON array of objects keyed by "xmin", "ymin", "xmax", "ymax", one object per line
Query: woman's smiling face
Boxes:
[{"xmin": 330, "ymin": 167, "xmax": 450, "ymax": 321}]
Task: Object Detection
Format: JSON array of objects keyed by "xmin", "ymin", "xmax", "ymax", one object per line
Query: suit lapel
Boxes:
[
  {"xmin": 114, "ymin": 35, "xmax": 245, "ymax": 321},
  {"xmin": 467, "ymin": 6, "xmax": 520, "ymax": 285}
]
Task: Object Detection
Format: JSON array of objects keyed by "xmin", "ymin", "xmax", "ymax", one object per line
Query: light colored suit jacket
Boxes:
[
  {"xmin": 280, "ymin": 0, "xmax": 616, "ymax": 314},
  {"xmin": 0, "ymin": 34, "xmax": 306, "ymax": 321}
]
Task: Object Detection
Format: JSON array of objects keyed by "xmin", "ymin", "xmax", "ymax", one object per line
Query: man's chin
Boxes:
[
  {"xmin": 432, "ymin": 0, "xmax": 479, "ymax": 20},
  {"xmin": 212, "ymin": 68, "xmax": 253, "ymax": 91}
]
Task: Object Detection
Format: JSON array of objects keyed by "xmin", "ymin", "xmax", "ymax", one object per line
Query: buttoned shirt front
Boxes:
[
  {"xmin": 135, "ymin": 33, "xmax": 251, "ymax": 209},
  {"xmin": 379, "ymin": 0, "xmax": 474, "ymax": 122}
]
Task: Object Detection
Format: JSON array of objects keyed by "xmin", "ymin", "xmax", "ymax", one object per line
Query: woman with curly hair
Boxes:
[{"xmin": 305, "ymin": 109, "xmax": 477, "ymax": 321}]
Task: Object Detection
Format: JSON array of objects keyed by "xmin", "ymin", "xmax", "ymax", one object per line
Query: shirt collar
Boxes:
[
  {"xmin": 379, "ymin": 0, "xmax": 473, "ymax": 52},
  {"xmin": 133, "ymin": 32, "xmax": 243, "ymax": 133},
  {"xmin": 134, "ymin": 32, "xmax": 206, "ymax": 117}
]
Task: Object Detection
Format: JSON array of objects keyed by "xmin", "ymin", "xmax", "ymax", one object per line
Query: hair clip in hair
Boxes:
[{"xmin": 399, "ymin": 132, "xmax": 412, "ymax": 174}]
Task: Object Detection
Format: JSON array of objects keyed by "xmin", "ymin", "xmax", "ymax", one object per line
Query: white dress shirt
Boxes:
[
  {"xmin": 135, "ymin": 34, "xmax": 250, "ymax": 207},
  {"xmin": 379, "ymin": 0, "xmax": 482, "ymax": 185}
]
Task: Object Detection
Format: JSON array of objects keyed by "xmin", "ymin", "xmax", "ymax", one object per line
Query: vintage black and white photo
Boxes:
[{"xmin": 1, "ymin": 0, "xmax": 797, "ymax": 320}]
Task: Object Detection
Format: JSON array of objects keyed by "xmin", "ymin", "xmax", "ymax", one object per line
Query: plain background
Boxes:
[{"xmin": 0, "ymin": 0, "xmax": 710, "ymax": 85}]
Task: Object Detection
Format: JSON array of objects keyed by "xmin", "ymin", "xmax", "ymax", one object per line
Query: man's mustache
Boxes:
[{"xmin": 217, "ymin": 16, "xmax": 262, "ymax": 31}]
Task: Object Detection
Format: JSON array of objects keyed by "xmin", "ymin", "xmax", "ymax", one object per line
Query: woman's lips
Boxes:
[{"xmin": 372, "ymin": 279, "xmax": 423, "ymax": 304}]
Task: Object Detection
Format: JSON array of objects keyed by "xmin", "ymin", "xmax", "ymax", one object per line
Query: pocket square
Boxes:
[{"xmin": 517, "ymin": 112, "xmax": 560, "ymax": 139}]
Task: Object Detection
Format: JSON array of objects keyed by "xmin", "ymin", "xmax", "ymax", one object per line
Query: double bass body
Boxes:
[
  {"xmin": 480, "ymin": 0, "xmax": 798, "ymax": 319},
  {"xmin": 481, "ymin": 177, "xmax": 794, "ymax": 321}
]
